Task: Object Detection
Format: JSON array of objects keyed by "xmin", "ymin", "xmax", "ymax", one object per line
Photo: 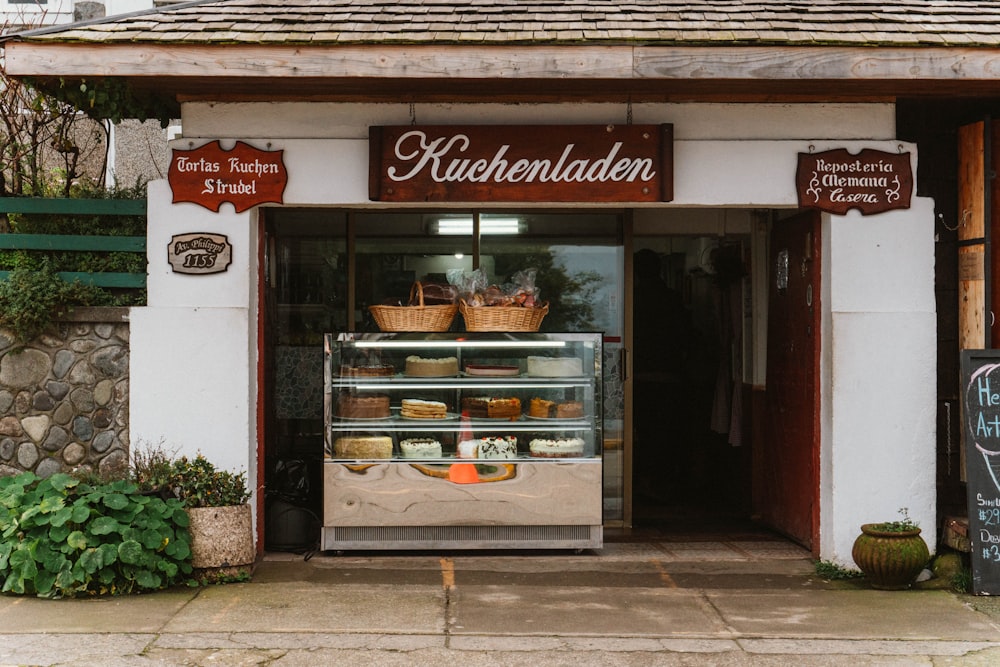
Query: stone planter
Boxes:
[
  {"xmin": 187, "ymin": 504, "xmax": 256, "ymax": 577},
  {"xmin": 851, "ymin": 524, "xmax": 930, "ymax": 590}
]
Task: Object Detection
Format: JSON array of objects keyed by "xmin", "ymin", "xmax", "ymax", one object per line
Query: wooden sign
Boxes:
[
  {"xmin": 961, "ymin": 349, "xmax": 1000, "ymax": 595},
  {"xmin": 370, "ymin": 124, "xmax": 673, "ymax": 203},
  {"xmin": 796, "ymin": 149, "xmax": 912, "ymax": 215},
  {"xmin": 167, "ymin": 233, "xmax": 232, "ymax": 275},
  {"xmin": 168, "ymin": 141, "xmax": 287, "ymax": 213}
]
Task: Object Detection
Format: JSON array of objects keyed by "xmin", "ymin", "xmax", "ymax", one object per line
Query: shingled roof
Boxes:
[{"xmin": 15, "ymin": 0, "xmax": 1000, "ymax": 47}]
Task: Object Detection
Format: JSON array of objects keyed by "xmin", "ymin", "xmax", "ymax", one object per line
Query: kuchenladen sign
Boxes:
[{"xmin": 370, "ymin": 125, "xmax": 673, "ymax": 203}]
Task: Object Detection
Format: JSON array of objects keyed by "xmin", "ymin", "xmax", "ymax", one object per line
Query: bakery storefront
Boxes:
[
  {"xmin": 141, "ymin": 104, "xmax": 933, "ymax": 562},
  {"xmin": 1, "ymin": 4, "xmax": 943, "ymax": 565}
]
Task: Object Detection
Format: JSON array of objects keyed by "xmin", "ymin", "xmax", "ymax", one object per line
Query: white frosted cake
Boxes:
[
  {"xmin": 479, "ymin": 436, "xmax": 518, "ymax": 459},
  {"xmin": 399, "ymin": 438, "xmax": 443, "ymax": 458},
  {"xmin": 526, "ymin": 356, "xmax": 583, "ymax": 377},
  {"xmin": 528, "ymin": 437, "xmax": 585, "ymax": 458}
]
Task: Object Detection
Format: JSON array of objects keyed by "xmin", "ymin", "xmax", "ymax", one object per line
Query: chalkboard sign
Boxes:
[{"xmin": 961, "ymin": 350, "xmax": 1000, "ymax": 594}]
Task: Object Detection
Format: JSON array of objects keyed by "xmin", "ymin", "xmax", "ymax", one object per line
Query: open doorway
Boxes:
[{"xmin": 630, "ymin": 226, "xmax": 758, "ymax": 539}]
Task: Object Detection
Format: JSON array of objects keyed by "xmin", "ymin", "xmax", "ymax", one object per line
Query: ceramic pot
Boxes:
[{"xmin": 851, "ymin": 524, "xmax": 930, "ymax": 590}]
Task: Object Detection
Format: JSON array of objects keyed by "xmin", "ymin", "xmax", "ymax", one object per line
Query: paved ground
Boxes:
[{"xmin": 2, "ymin": 537, "xmax": 1000, "ymax": 666}]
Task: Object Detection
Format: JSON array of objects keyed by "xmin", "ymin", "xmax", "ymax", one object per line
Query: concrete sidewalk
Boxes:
[{"xmin": 2, "ymin": 538, "xmax": 1000, "ymax": 666}]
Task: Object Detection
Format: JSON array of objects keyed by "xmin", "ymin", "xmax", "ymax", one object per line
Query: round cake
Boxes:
[
  {"xmin": 461, "ymin": 396, "xmax": 521, "ymax": 419},
  {"xmin": 400, "ymin": 398, "xmax": 448, "ymax": 419},
  {"xmin": 464, "ymin": 363, "xmax": 520, "ymax": 377},
  {"xmin": 333, "ymin": 436, "xmax": 394, "ymax": 459},
  {"xmin": 528, "ymin": 398, "xmax": 584, "ymax": 418},
  {"xmin": 528, "ymin": 437, "xmax": 585, "ymax": 458},
  {"xmin": 479, "ymin": 436, "xmax": 518, "ymax": 459},
  {"xmin": 339, "ymin": 363, "xmax": 394, "ymax": 377},
  {"xmin": 400, "ymin": 438, "xmax": 443, "ymax": 458},
  {"xmin": 526, "ymin": 356, "xmax": 583, "ymax": 377},
  {"xmin": 336, "ymin": 393, "xmax": 390, "ymax": 419},
  {"xmin": 405, "ymin": 355, "xmax": 459, "ymax": 377}
]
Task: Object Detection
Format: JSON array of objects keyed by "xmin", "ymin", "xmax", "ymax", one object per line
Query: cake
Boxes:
[
  {"xmin": 479, "ymin": 436, "xmax": 518, "ymax": 459},
  {"xmin": 339, "ymin": 363, "xmax": 394, "ymax": 377},
  {"xmin": 528, "ymin": 437, "xmax": 586, "ymax": 458},
  {"xmin": 461, "ymin": 396, "xmax": 522, "ymax": 419},
  {"xmin": 529, "ymin": 397, "xmax": 555, "ymax": 418},
  {"xmin": 457, "ymin": 440, "xmax": 479, "ymax": 458},
  {"xmin": 405, "ymin": 355, "xmax": 459, "ymax": 377},
  {"xmin": 556, "ymin": 401, "xmax": 584, "ymax": 418},
  {"xmin": 335, "ymin": 393, "xmax": 390, "ymax": 419},
  {"xmin": 399, "ymin": 438, "xmax": 443, "ymax": 458},
  {"xmin": 528, "ymin": 398, "xmax": 584, "ymax": 418},
  {"xmin": 333, "ymin": 436, "xmax": 394, "ymax": 459},
  {"xmin": 464, "ymin": 363, "xmax": 520, "ymax": 377},
  {"xmin": 526, "ymin": 356, "xmax": 583, "ymax": 377},
  {"xmin": 400, "ymin": 398, "xmax": 448, "ymax": 419}
]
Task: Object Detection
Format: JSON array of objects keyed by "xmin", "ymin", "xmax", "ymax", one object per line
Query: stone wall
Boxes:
[{"xmin": 0, "ymin": 308, "xmax": 129, "ymax": 478}]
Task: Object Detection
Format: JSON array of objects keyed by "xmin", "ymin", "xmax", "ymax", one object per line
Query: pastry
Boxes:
[
  {"xmin": 339, "ymin": 363, "xmax": 394, "ymax": 377},
  {"xmin": 555, "ymin": 401, "xmax": 584, "ymax": 418},
  {"xmin": 526, "ymin": 356, "xmax": 583, "ymax": 377},
  {"xmin": 461, "ymin": 396, "xmax": 521, "ymax": 419},
  {"xmin": 335, "ymin": 393, "xmax": 390, "ymax": 419},
  {"xmin": 528, "ymin": 437, "xmax": 585, "ymax": 458},
  {"xmin": 405, "ymin": 355, "xmax": 459, "ymax": 377},
  {"xmin": 464, "ymin": 363, "xmax": 520, "ymax": 377},
  {"xmin": 399, "ymin": 438, "xmax": 443, "ymax": 458},
  {"xmin": 478, "ymin": 436, "xmax": 518, "ymax": 459},
  {"xmin": 333, "ymin": 436, "xmax": 393, "ymax": 459},
  {"xmin": 529, "ymin": 397, "xmax": 555, "ymax": 418},
  {"xmin": 528, "ymin": 398, "xmax": 584, "ymax": 418},
  {"xmin": 400, "ymin": 398, "xmax": 448, "ymax": 419}
]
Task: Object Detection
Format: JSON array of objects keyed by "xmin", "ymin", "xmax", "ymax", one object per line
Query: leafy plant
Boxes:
[
  {"xmin": 814, "ymin": 560, "xmax": 863, "ymax": 580},
  {"xmin": 0, "ymin": 472, "xmax": 193, "ymax": 598},
  {"xmin": 135, "ymin": 450, "xmax": 251, "ymax": 508},
  {"xmin": 868, "ymin": 507, "xmax": 920, "ymax": 533},
  {"xmin": 0, "ymin": 259, "xmax": 115, "ymax": 343}
]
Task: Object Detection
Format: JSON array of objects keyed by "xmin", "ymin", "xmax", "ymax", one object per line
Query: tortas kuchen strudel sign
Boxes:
[{"xmin": 369, "ymin": 124, "xmax": 673, "ymax": 203}]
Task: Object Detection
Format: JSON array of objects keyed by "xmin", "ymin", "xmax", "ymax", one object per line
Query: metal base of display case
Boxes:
[{"xmin": 321, "ymin": 524, "xmax": 602, "ymax": 550}]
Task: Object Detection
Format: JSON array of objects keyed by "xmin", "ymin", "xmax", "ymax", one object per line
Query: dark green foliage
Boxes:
[
  {"xmin": 869, "ymin": 507, "xmax": 920, "ymax": 533},
  {"xmin": 0, "ymin": 260, "xmax": 116, "ymax": 343},
  {"xmin": 0, "ymin": 472, "xmax": 193, "ymax": 598},
  {"xmin": 134, "ymin": 449, "xmax": 251, "ymax": 508},
  {"xmin": 814, "ymin": 560, "xmax": 863, "ymax": 580},
  {"xmin": 35, "ymin": 77, "xmax": 176, "ymax": 128}
]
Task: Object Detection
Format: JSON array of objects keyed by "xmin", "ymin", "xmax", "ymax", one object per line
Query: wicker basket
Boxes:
[
  {"xmin": 369, "ymin": 282, "xmax": 458, "ymax": 332},
  {"xmin": 459, "ymin": 299, "xmax": 549, "ymax": 332}
]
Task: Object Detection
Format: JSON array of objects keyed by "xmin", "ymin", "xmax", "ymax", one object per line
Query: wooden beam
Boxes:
[{"xmin": 9, "ymin": 43, "xmax": 1000, "ymax": 84}]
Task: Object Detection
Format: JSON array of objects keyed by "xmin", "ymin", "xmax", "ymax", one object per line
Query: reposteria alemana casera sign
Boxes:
[{"xmin": 369, "ymin": 125, "xmax": 673, "ymax": 203}]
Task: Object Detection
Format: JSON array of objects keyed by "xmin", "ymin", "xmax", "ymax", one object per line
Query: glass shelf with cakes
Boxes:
[
  {"xmin": 323, "ymin": 332, "xmax": 602, "ymax": 463},
  {"xmin": 321, "ymin": 332, "xmax": 604, "ymax": 551}
]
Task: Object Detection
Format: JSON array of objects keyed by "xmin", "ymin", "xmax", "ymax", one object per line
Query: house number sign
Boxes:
[
  {"xmin": 168, "ymin": 233, "xmax": 232, "ymax": 275},
  {"xmin": 168, "ymin": 140, "xmax": 287, "ymax": 213},
  {"xmin": 796, "ymin": 148, "xmax": 912, "ymax": 216},
  {"xmin": 370, "ymin": 124, "xmax": 673, "ymax": 203}
]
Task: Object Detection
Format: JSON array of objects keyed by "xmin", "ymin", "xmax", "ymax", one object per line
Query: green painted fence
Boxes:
[{"xmin": 0, "ymin": 198, "xmax": 147, "ymax": 288}]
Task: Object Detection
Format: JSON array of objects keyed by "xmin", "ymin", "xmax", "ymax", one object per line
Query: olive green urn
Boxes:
[{"xmin": 851, "ymin": 524, "xmax": 930, "ymax": 590}]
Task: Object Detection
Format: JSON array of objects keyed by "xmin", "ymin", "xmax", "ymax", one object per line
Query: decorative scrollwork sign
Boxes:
[
  {"xmin": 168, "ymin": 233, "xmax": 232, "ymax": 275},
  {"xmin": 796, "ymin": 148, "xmax": 912, "ymax": 216}
]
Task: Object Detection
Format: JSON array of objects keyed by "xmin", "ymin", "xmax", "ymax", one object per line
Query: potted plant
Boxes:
[
  {"xmin": 851, "ymin": 508, "xmax": 931, "ymax": 590},
  {"xmin": 133, "ymin": 447, "xmax": 254, "ymax": 579}
]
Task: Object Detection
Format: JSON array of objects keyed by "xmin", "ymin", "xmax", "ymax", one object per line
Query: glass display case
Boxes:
[{"xmin": 322, "ymin": 332, "xmax": 603, "ymax": 550}]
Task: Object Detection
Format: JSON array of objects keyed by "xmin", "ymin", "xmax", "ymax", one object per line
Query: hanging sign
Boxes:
[
  {"xmin": 961, "ymin": 349, "xmax": 1000, "ymax": 595},
  {"xmin": 796, "ymin": 148, "xmax": 912, "ymax": 215},
  {"xmin": 168, "ymin": 141, "xmax": 287, "ymax": 213},
  {"xmin": 167, "ymin": 233, "xmax": 232, "ymax": 275},
  {"xmin": 369, "ymin": 124, "xmax": 673, "ymax": 203}
]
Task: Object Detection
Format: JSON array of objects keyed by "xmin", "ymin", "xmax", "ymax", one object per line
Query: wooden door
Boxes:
[{"xmin": 756, "ymin": 211, "xmax": 821, "ymax": 551}]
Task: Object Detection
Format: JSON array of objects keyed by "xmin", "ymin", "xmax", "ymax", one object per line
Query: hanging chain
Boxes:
[
  {"xmin": 626, "ymin": 98, "xmax": 633, "ymax": 125},
  {"xmin": 409, "ymin": 102, "xmax": 416, "ymax": 125}
]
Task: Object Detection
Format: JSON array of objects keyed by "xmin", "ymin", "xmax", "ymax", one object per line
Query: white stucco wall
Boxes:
[{"xmin": 131, "ymin": 102, "xmax": 934, "ymax": 560}]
